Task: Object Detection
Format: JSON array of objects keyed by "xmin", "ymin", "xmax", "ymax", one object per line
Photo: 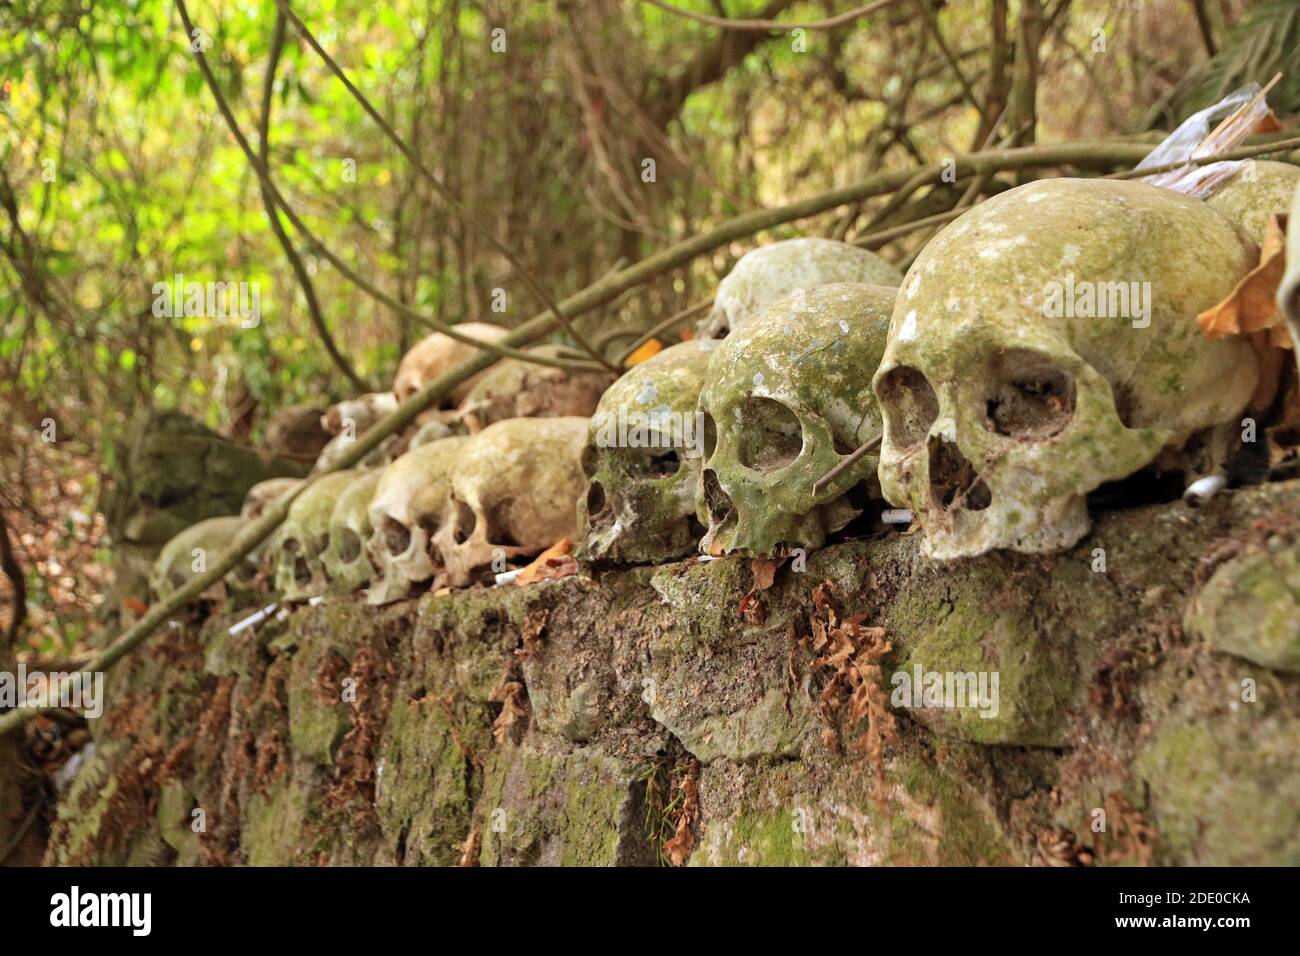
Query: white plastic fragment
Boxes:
[
  {"xmin": 230, "ymin": 602, "xmax": 279, "ymax": 635},
  {"xmin": 1184, "ymin": 474, "xmax": 1228, "ymax": 508},
  {"xmin": 881, "ymin": 508, "xmax": 915, "ymax": 525},
  {"xmin": 494, "ymin": 569, "xmax": 522, "ymax": 586}
]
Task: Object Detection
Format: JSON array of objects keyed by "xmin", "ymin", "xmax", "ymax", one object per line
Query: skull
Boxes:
[
  {"xmin": 392, "ymin": 322, "xmax": 510, "ymax": 408},
  {"xmin": 698, "ymin": 283, "xmax": 896, "ymax": 557},
  {"xmin": 320, "ymin": 469, "xmax": 385, "ymax": 595},
  {"xmin": 873, "ymin": 178, "xmax": 1262, "ymax": 560},
  {"xmin": 1205, "ymin": 160, "xmax": 1300, "ymax": 245},
  {"xmin": 274, "ymin": 470, "xmax": 360, "ymax": 602},
  {"xmin": 578, "ymin": 340, "xmax": 713, "ymax": 564},
  {"xmin": 1280, "ymin": 179, "xmax": 1300, "ymax": 355},
  {"xmin": 241, "ymin": 477, "xmax": 301, "ymax": 520},
  {"xmin": 458, "ymin": 345, "xmax": 615, "ymax": 433},
  {"xmin": 432, "ymin": 417, "xmax": 588, "ymax": 587},
  {"xmin": 699, "ymin": 238, "xmax": 903, "ymax": 339},
  {"xmin": 321, "ymin": 392, "xmax": 399, "ymax": 436},
  {"xmin": 151, "ymin": 516, "xmax": 257, "ymax": 604},
  {"xmin": 365, "ymin": 436, "xmax": 469, "ymax": 605}
]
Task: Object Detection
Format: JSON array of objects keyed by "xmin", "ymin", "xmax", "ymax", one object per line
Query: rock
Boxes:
[{"xmin": 1185, "ymin": 538, "xmax": 1300, "ymax": 672}]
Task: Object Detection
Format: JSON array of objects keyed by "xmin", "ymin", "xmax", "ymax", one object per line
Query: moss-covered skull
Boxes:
[
  {"xmin": 151, "ymin": 516, "xmax": 257, "ymax": 604},
  {"xmin": 698, "ymin": 283, "xmax": 896, "ymax": 557},
  {"xmin": 432, "ymin": 416, "xmax": 588, "ymax": 587},
  {"xmin": 319, "ymin": 469, "xmax": 385, "ymax": 595},
  {"xmin": 578, "ymin": 341, "xmax": 713, "ymax": 564},
  {"xmin": 364, "ymin": 436, "xmax": 469, "ymax": 605},
  {"xmin": 1205, "ymin": 159, "xmax": 1300, "ymax": 244},
  {"xmin": 873, "ymin": 178, "xmax": 1261, "ymax": 560},
  {"xmin": 458, "ymin": 344, "xmax": 615, "ymax": 433},
  {"xmin": 274, "ymin": 470, "xmax": 359, "ymax": 602},
  {"xmin": 699, "ymin": 238, "xmax": 902, "ymax": 339}
]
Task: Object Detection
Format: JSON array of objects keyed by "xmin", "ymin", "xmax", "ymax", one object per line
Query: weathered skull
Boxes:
[
  {"xmin": 365, "ymin": 436, "xmax": 469, "ymax": 605},
  {"xmin": 320, "ymin": 469, "xmax": 385, "ymax": 595},
  {"xmin": 392, "ymin": 322, "xmax": 510, "ymax": 407},
  {"xmin": 241, "ymin": 477, "xmax": 301, "ymax": 520},
  {"xmin": 698, "ymin": 283, "xmax": 896, "ymax": 557},
  {"xmin": 433, "ymin": 417, "xmax": 588, "ymax": 587},
  {"xmin": 274, "ymin": 470, "xmax": 360, "ymax": 602},
  {"xmin": 321, "ymin": 392, "xmax": 399, "ymax": 436},
  {"xmin": 873, "ymin": 178, "xmax": 1262, "ymax": 560},
  {"xmin": 1205, "ymin": 160, "xmax": 1300, "ymax": 245},
  {"xmin": 151, "ymin": 516, "xmax": 257, "ymax": 604},
  {"xmin": 458, "ymin": 345, "xmax": 615, "ymax": 433},
  {"xmin": 699, "ymin": 238, "xmax": 903, "ymax": 339},
  {"xmin": 578, "ymin": 341, "xmax": 713, "ymax": 564}
]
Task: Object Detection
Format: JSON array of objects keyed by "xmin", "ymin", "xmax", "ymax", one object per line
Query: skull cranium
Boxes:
[
  {"xmin": 698, "ymin": 283, "xmax": 897, "ymax": 557},
  {"xmin": 699, "ymin": 238, "xmax": 903, "ymax": 340},
  {"xmin": 1205, "ymin": 159, "xmax": 1300, "ymax": 245},
  {"xmin": 873, "ymin": 178, "xmax": 1263, "ymax": 560},
  {"xmin": 578, "ymin": 340, "xmax": 713, "ymax": 564},
  {"xmin": 458, "ymin": 345, "xmax": 615, "ymax": 433},
  {"xmin": 365, "ymin": 436, "xmax": 469, "ymax": 605},
  {"xmin": 432, "ymin": 416, "xmax": 588, "ymax": 587},
  {"xmin": 392, "ymin": 323, "xmax": 510, "ymax": 408}
]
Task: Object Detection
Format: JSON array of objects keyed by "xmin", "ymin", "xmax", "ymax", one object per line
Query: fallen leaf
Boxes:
[
  {"xmin": 514, "ymin": 538, "xmax": 578, "ymax": 586},
  {"xmin": 1198, "ymin": 214, "xmax": 1292, "ymax": 348},
  {"xmin": 625, "ymin": 338, "xmax": 664, "ymax": 365}
]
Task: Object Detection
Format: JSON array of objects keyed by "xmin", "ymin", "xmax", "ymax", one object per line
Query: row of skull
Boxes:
[{"xmin": 152, "ymin": 167, "xmax": 1299, "ymax": 606}]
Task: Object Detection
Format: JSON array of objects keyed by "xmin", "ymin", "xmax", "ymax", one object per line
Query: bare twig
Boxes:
[
  {"xmin": 812, "ymin": 433, "xmax": 881, "ymax": 497},
  {"xmin": 0, "ymin": 511, "xmax": 26, "ymax": 646}
]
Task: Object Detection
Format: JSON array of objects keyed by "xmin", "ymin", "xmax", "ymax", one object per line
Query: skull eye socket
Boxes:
[
  {"xmin": 580, "ymin": 444, "xmax": 599, "ymax": 478},
  {"xmin": 283, "ymin": 537, "xmax": 301, "ymax": 554},
  {"xmin": 382, "ymin": 517, "xmax": 412, "ymax": 555},
  {"xmin": 452, "ymin": 501, "xmax": 477, "ymax": 544},
  {"xmin": 984, "ymin": 350, "xmax": 1076, "ymax": 440},
  {"xmin": 735, "ymin": 397, "xmax": 802, "ymax": 473},
  {"xmin": 337, "ymin": 528, "xmax": 363, "ymax": 563},
  {"xmin": 877, "ymin": 366, "xmax": 939, "ymax": 448},
  {"xmin": 702, "ymin": 413, "xmax": 718, "ymax": 461}
]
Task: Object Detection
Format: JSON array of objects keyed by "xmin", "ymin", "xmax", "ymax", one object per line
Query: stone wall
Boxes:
[{"xmin": 44, "ymin": 480, "xmax": 1300, "ymax": 866}]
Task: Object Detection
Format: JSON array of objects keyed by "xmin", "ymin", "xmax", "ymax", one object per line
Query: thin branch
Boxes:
[
  {"xmin": 255, "ymin": 10, "xmax": 371, "ymax": 392},
  {"xmin": 273, "ymin": 1, "xmax": 617, "ymax": 372},
  {"xmin": 641, "ymin": 0, "xmax": 898, "ymax": 31}
]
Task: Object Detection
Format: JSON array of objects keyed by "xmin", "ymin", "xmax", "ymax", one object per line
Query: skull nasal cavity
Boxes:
[
  {"xmin": 877, "ymin": 366, "xmax": 939, "ymax": 447},
  {"xmin": 927, "ymin": 437, "xmax": 991, "ymax": 512},
  {"xmin": 736, "ymin": 397, "xmax": 802, "ymax": 472},
  {"xmin": 338, "ymin": 528, "xmax": 362, "ymax": 563},
  {"xmin": 383, "ymin": 517, "xmax": 412, "ymax": 555},
  {"xmin": 985, "ymin": 351, "xmax": 1076, "ymax": 439},
  {"xmin": 586, "ymin": 480, "xmax": 607, "ymax": 516},
  {"xmin": 702, "ymin": 469, "xmax": 736, "ymax": 524}
]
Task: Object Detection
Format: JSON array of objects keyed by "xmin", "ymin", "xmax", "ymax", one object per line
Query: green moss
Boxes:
[
  {"xmin": 1185, "ymin": 541, "xmax": 1300, "ymax": 672},
  {"xmin": 242, "ymin": 781, "xmax": 308, "ymax": 866},
  {"xmin": 694, "ymin": 810, "xmax": 814, "ymax": 867}
]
